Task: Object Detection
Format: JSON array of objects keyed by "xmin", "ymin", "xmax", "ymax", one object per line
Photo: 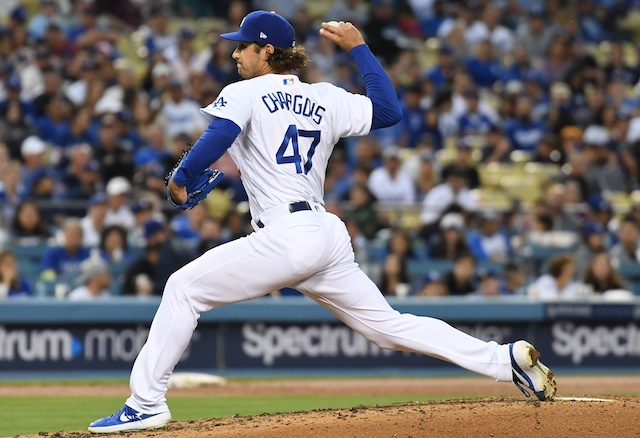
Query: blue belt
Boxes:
[{"xmin": 256, "ymin": 201, "xmax": 312, "ymax": 229}]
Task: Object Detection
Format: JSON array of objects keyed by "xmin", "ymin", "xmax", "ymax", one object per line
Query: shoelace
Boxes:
[
  {"xmin": 512, "ymin": 371, "xmax": 531, "ymax": 398},
  {"xmin": 109, "ymin": 406, "xmax": 140, "ymax": 422}
]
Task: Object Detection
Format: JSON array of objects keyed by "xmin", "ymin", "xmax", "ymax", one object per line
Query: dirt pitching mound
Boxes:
[
  {"xmin": 28, "ymin": 396, "xmax": 638, "ymax": 438},
  {"xmin": 11, "ymin": 377, "xmax": 639, "ymax": 437}
]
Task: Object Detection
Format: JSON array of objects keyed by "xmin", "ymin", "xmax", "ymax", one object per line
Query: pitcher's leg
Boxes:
[
  {"xmin": 298, "ymin": 266, "xmax": 512, "ymax": 381},
  {"xmin": 127, "ymin": 233, "xmax": 298, "ymax": 413}
]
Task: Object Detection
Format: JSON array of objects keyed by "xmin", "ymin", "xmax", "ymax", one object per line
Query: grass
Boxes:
[{"xmin": 0, "ymin": 394, "xmax": 453, "ymax": 437}]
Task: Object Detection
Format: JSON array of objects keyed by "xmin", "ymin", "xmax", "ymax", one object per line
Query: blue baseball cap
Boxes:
[
  {"xmin": 587, "ymin": 193, "xmax": 612, "ymax": 212},
  {"xmin": 220, "ymin": 11, "xmax": 295, "ymax": 49}
]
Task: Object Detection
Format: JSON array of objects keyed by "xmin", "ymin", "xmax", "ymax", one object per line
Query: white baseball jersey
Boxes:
[{"xmin": 200, "ymin": 74, "xmax": 373, "ymax": 218}]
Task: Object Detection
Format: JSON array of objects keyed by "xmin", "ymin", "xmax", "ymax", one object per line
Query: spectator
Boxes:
[
  {"xmin": 425, "ymin": 43, "xmax": 456, "ymax": 88},
  {"xmin": 417, "ymin": 270, "xmax": 447, "ymax": 297},
  {"xmin": 440, "ymin": 138, "xmax": 480, "ymax": 189},
  {"xmin": 100, "ymin": 225, "xmax": 132, "ymax": 264},
  {"xmin": 384, "ymin": 229, "xmax": 416, "ymax": 261},
  {"xmin": 529, "ymin": 254, "xmax": 579, "ymax": 299},
  {"xmin": 0, "ymin": 97, "xmax": 36, "ymax": 161},
  {"xmin": 222, "ymin": 209, "xmax": 251, "ymax": 242},
  {"xmin": 467, "ymin": 211, "xmax": 512, "ymax": 264},
  {"xmin": 80, "ymin": 192, "xmax": 108, "ymax": 248},
  {"xmin": 544, "ymin": 183, "xmax": 581, "ymax": 232},
  {"xmin": 362, "ymin": 1, "xmax": 402, "ymax": 65},
  {"xmin": 10, "ymin": 200, "xmax": 49, "ymax": 244},
  {"xmin": 67, "ymin": 2, "xmax": 116, "ymax": 46},
  {"xmin": 122, "ymin": 219, "xmax": 193, "ymax": 296},
  {"xmin": 367, "ymin": 147, "xmax": 416, "ymax": 203},
  {"xmin": 27, "ymin": 0, "xmax": 61, "ymax": 42},
  {"xmin": 134, "ymin": 123, "xmax": 170, "ymax": 176},
  {"xmin": 457, "ymin": 89, "xmax": 494, "ymax": 137},
  {"xmin": 325, "ymin": 0, "xmax": 369, "ymax": 28},
  {"xmin": 603, "ymin": 42, "xmax": 638, "ymax": 86},
  {"xmin": 583, "ymin": 251, "xmax": 627, "ymax": 295},
  {"xmin": 419, "ymin": 166, "xmax": 478, "ymax": 238},
  {"xmin": 400, "ymin": 85, "xmax": 426, "ymax": 148},
  {"xmin": 441, "ymin": 252, "xmax": 476, "ymax": 296},
  {"xmin": 44, "ymin": 23, "xmax": 76, "ymax": 62},
  {"xmin": 0, "ymin": 250, "xmax": 33, "ymax": 298},
  {"xmin": 0, "ymin": 161, "xmax": 27, "ymax": 225},
  {"xmin": 67, "ymin": 257, "xmax": 112, "ymax": 301},
  {"xmin": 574, "ymin": 222, "xmax": 609, "ymax": 280},
  {"xmin": 197, "ymin": 216, "xmax": 225, "ymax": 256},
  {"xmin": 427, "ymin": 212, "xmax": 469, "ymax": 260},
  {"xmin": 501, "ymin": 262, "xmax": 526, "ymax": 295},
  {"xmin": 465, "ymin": 4, "xmax": 515, "ymax": 55},
  {"xmin": 129, "ymin": 198, "xmax": 155, "ymax": 247},
  {"xmin": 471, "ymin": 268, "xmax": 502, "ymax": 297},
  {"xmin": 324, "ymin": 150, "xmax": 352, "ymax": 202},
  {"xmin": 61, "ymin": 142, "xmax": 100, "ymax": 200},
  {"xmin": 159, "ymin": 80, "xmax": 207, "ymax": 140},
  {"xmin": 94, "ymin": 114, "xmax": 135, "ymax": 183},
  {"xmin": 345, "ymin": 217, "xmax": 370, "ymax": 274},
  {"xmin": 34, "ymin": 94, "xmax": 72, "ymax": 148},
  {"xmin": 515, "ymin": 7, "xmax": 557, "ymax": 60},
  {"xmin": 170, "ymin": 204, "xmax": 207, "ymax": 252},
  {"xmin": 20, "ymin": 135, "xmax": 51, "ymax": 197},
  {"xmin": 66, "ymin": 58, "xmax": 101, "ymax": 107},
  {"xmin": 481, "ymin": 125, "xmax": 511, "ymax": 163},
  {"xmin": 583, "ymin": 125, "xmax": 635, "ymax": 194},
  {"xmin": 144, "ymin": 7, "xmax": 178, "ymax": 62},
  {"xmin": 32, "ymin": 66, "xmax": 62, "ymax": 118},
  {"xmin": 532, "ymin": 134, "xmax": 564, "ymax": 165},
  {"xmin": 379, "ymin": 252, "xmax": 411, "ymax": 297},
  {"xmin": 40, "ymin": 218, "xmax": 91, "ymax": 283},
  {"xmin": 103, "ymin": 176, "xmax": 135, "ymax": 230},
  {"xmin": 346, "ymin": 183, "xmax": 382, "ymax": 240},
  {"xmin": 419, "ymin": 0, "xmax": 451, "ymax": 38},
  {"xmin": 539, "ymin": 34, "xmax": 573, "ymax": 84},
  {"xmin": 610, "ymin": 216, "xmax": 640, "ymax": 265},
  {"xmin": 464, "ymin": 40, "xmax": 500, "ymax": 89},
  {"xmin": 504, "ymin": 95, "xmax": 547, "ymax": 152},
  {"xmin": 585, "ymin": 193, "xmax": 618, "ymax": 244}
]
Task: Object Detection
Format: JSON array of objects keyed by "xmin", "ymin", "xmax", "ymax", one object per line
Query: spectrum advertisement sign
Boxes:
[
  {"xmin": 0, "ymin": 325, "xmax": 217, "ymax": 372},
  {"xmin": 1, "ymin": 319, "xmax": 638, "ymax": 372}
]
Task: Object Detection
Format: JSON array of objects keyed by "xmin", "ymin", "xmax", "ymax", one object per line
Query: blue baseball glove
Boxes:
[{"xmin": 164, "ymin": 146, "xmax": 224, "ymax": 210}]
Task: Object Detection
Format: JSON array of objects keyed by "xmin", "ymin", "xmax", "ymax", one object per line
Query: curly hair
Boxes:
[{"xmin": 255, "ymin": 43, "xmax": 308, "ymax": 73}]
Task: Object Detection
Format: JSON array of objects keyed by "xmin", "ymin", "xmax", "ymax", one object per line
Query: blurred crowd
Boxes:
[{"xmin": 1, "ymin": 0, "xmax": 640, "ymax": 301}]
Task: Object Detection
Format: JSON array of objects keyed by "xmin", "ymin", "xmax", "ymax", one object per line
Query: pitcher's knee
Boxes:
[
  {"xmin": 360, "ymin": 328, "xmax": 403, "ymax": 351},
  {"xmin": 163, "ymin": 270, "xmax": 190, "ymax": 301}
]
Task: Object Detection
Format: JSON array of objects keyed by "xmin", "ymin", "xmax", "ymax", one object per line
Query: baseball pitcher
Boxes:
[{"xmin": 89, "ymin": 11, "xmax": 555, "ymax": 433}]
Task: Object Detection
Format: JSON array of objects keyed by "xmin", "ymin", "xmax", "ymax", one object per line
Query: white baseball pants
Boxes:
[{"xmin": 127, "ymin": 203, "xmax": 512, "ymax": 414}]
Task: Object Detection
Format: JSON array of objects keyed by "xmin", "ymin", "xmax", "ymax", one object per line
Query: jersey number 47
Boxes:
[{"xmin": 275, "ymin": 124, "xmax": 320, "ymax": 175}]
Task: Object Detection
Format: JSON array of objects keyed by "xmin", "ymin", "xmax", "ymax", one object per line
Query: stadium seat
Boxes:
[
  {"xmin": 603, "ymin": 191, "xmax": 632, "ymax": 214},
  {"xmin": 616, "ymin": 260, "xmax": 640, "ymax": 280},
  {"xmin": 478, "ymin": 163, "xmax": 519, "ymax": 189},
  {"xmin": 407, "ymin": 259, "xmax": 453, "ymax": 278},
  {"xmin": 469, "ymin": 188, "xmax": 512, "ymax": 211},
  {"xmin": 522, "ymin": 162, "xmax": 561, "ymax": 178},
  {"xmin": 8, "ymin": 242, "xmax": 48, "ymax": 264}
]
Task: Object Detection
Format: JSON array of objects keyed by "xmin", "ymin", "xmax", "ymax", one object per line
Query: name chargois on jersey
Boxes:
[{"xmin": 260, "ymin": 84, "xmax": 326, "ymax": 125}]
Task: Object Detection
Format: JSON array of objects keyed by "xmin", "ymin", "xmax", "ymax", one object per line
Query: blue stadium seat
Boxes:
[{"xmin": 617, "ymin": 261, "xmax": 640, "ymax": 280}]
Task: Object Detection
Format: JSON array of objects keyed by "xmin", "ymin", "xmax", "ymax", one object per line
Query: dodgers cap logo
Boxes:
[{"xmin": 220, "ymin": 10, "xmax": 296, "ymax": 49}]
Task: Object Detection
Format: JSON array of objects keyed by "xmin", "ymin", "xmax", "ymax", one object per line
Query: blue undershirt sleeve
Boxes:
[
  {"xmin": 171, "ymin": 118, "xmax": 241, "ymax": 186},
  {"xmin": 349, "ymin": 44, "xmax": 402, "ymax": 130}
]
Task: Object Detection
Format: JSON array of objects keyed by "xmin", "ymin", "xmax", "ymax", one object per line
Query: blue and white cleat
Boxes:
[
  {"xmin": 510, "ymin": 340, "xmax": 557, "ymax": 401},
  {"xmin": 88, "ymin": 404, "xmax": 171, "ymax": 433}
]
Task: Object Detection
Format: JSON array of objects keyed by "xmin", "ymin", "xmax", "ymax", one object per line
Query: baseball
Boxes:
[{"xmin": 326, "ymin": 21, "xmax": 340, "ymax": 28}]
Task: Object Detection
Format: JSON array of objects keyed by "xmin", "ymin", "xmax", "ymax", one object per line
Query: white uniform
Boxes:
[{"xmin": 126, "ymin": 74, "xmax": 513, "ymax": 414}]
